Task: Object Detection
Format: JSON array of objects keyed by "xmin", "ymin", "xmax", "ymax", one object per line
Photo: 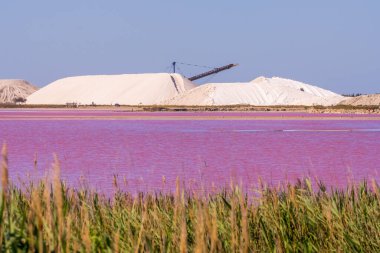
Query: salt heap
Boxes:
[
  {"xmin": 163, "ymin": 76, "xmax": 346, "ymax": 106},
  {"xmin": 26, "ymin": 74, "xmax": 346, "ymax": 106},
  {"xmin": 0, "ymin": 80, "xmax": 37, "ymax": 103},
  {"xmin": 339, "ymin": 94, "xmax": 380, "ymax": 106},
  {"xmin": 26, "ymin": 73, "xmax": 195, "ymax": 105}
]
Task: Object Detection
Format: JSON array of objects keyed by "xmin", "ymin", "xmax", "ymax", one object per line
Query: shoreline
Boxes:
[
  {"xmin": 1, "ymin": 111, "xmax": 380, "ymax": 121},
  {"xmin": 0, "ymin": 104, "xmax": 380, "ymax": 114}
]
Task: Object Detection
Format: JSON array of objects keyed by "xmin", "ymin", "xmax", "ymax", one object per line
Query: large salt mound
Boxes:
[
  {"xmin": 26, "ymin": 73, "xmax": 195, "ymax": 105},
  {"xmin": 339, "ymin": 94, "xmax": 380, "ymax": 106},
  {"xmin": 0, "ymin": 80, "xmax": 37, "ymax": 103},
  {"xmin": 163, "ymin": 77, "xmax": 346, "ymax": 106}
]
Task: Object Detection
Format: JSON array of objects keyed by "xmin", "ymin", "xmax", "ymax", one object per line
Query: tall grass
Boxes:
[{"xmin": 1, "ymin": 146, "xmax": 380, "ymax": 252}]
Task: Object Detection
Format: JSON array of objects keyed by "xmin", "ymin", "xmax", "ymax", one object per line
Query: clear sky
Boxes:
[{"xmin": 1, "ymin": 1, "xmax": 379, "ymax": 94}]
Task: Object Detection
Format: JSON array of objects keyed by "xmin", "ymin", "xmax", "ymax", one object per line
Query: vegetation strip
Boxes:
[
  {"xmin": 1, "ymin": 144, "xmax": 380, "ymax": 252},
  {"xmin": 1, "ymin": 115, "xmax": 380, "ymax": 121}
]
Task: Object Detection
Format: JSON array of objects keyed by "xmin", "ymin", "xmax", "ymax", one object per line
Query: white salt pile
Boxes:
[
  {"xmin": 0, "ymin": 80, "xmax": 37, "ymax": 103},
  {"xmin": 163, "ymin": 76, "xmax": 346, "ymax": 106},
  {"xmin": 26, "ymin": 73, "xmax": 346, "ymax": 106},
  {"xmin": 26, "ymin": 73, "xmax": 195, "ymax": 105}
]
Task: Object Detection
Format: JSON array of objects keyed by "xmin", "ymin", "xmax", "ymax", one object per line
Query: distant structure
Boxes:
[{"xmin": 66, "ymin": 102, "xmax": 78, "ymax": 108}]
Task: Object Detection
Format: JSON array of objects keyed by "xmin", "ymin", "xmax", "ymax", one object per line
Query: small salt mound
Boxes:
[
  {"xmin": 164, "ymin": 76, "xmax": 346, "ymax": 106},
  {"xmin": 26, "ymin": 73, "xmax": 195, "ymax": 105},
  {"xmin": 0, "ymin": 80, "xmax": 37, "ymax": 103},
  {"xmin": 339, "ymin": 94, "xmax": 380, "ymax": 106}
]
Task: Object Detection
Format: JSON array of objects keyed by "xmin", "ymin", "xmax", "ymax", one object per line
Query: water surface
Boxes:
[{"xmin": 1, "ymin": 110, "xmax": 379, "ymax": 192}]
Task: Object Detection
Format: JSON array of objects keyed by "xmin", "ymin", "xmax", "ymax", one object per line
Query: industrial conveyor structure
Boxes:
[{"xmin": 172, "ymin": 62, "xmax": 238, "ymax": 81}]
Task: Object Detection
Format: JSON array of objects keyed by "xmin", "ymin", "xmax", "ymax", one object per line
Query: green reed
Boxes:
[{"xmin": 1, "ymin": 144, "xmax": 380, "ymax": 252}]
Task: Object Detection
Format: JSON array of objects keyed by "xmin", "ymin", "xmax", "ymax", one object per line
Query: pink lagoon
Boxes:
[{"xmin": 1, "ymin": 109, "xmax": 380, "ymax": 193}]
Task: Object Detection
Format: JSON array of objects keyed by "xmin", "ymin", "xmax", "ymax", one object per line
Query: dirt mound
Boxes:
[
  {"xmin": 0, "ymin": 80, "xmax": 37, "ymax": 103},
  {"xmin": 339, "ymin": 94, "xmax": 380, "ymax": 106}
]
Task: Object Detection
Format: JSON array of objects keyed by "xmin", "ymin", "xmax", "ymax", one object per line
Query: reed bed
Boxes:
[{"xmin": 1, "ymin": 145, "xmax": 380, "ymax": 252}]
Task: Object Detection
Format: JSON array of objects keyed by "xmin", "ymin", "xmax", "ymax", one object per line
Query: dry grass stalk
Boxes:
[
  {"xmin": 194, "ymin": 198, "xmax": 206, "ymax": 253},
  {"xmin": 113, "ymin": 230, "xmax": 120, "ymax": 253},
  {"xmin": 209, "ymin": 206, "xmax": 218, "ymax": 253},
  {"xmin": 0, "ymin": 143, "xmax": 8, "ymax": 250},
  {"xmin": 240, "ymin": 191, "xmax": 249, "ymax": 253},
  {"xmin": 52, "ymin": 154, "xmax": 64, "ymax": 252},
  {"xmin": 81, "ymin": 204, "xmax": 92, "ymax": 253},
  {"xmin": 1, "ymin": 143, "xmax": 8, "ymax": 197},
  {"xmin": 134, "ymin": 196, "xmax": 148, "ymax": 253}
]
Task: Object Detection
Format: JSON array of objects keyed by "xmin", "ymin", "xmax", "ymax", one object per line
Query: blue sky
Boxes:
[{"xmin": 0, "ymin": 1, "xmax": 379, "ymax": 93}]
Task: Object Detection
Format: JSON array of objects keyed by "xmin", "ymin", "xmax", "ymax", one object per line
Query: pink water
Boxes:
[
  {"xmin": 1, "ymin": 110, "xmax": 380, "ymax": 192},
  {"xmin": 1, "ymin": 110, "xmax": 379, "ymax": 118}
]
